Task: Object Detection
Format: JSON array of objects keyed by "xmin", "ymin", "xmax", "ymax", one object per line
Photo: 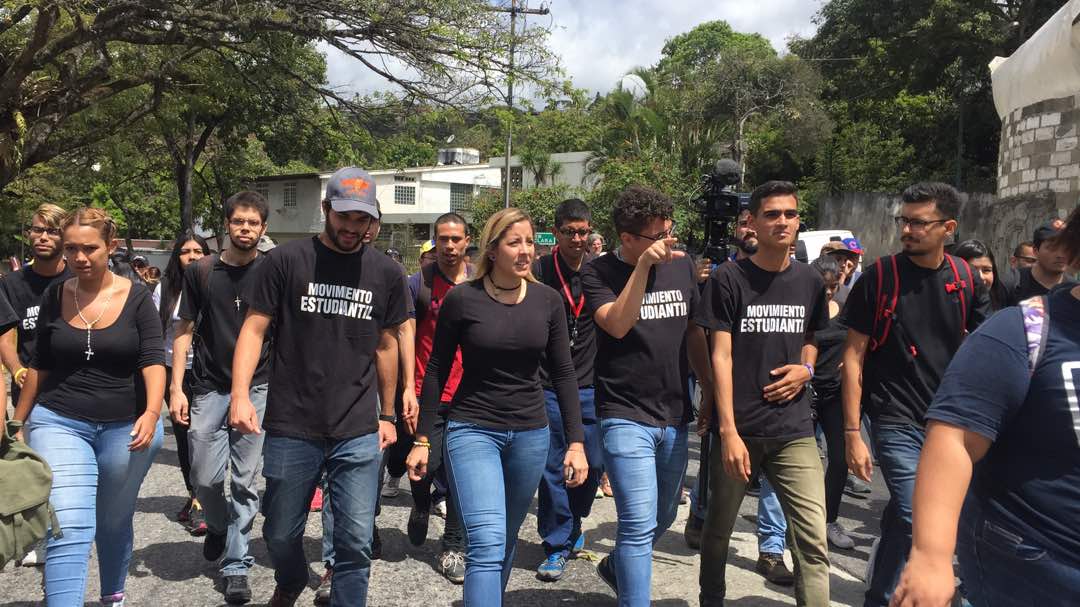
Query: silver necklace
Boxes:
[{"xmin": 73, "ymin": 273, "xmax": 116, "ymax": 360}]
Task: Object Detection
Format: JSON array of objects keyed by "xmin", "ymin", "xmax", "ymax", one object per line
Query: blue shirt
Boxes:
[{"xmin": 927, "ymin": 287, "xmax": 1080, "ymax": 567}]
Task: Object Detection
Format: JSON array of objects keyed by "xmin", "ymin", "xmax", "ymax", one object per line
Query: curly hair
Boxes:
[{"xmin": 612, "ymin": 185, "xmax": 673, "ymax": 236}]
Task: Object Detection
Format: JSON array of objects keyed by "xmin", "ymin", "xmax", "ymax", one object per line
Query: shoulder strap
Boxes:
[
  {"xmin": 870, "ymin": 255, "xmax": 900, "ymax": 352},
  {"xmin": 191, "ymin": 255, "xmax": 217, "ymax": 332},
  {"xmin": 1019, "ymin": 295, "xmax": 1050, "ymax": 373},
  {"xmin": 416, "ymin": 263, "xmax": 437, "ymax": 323},
  {"xmin": 944, "ymin": 254, "xmax": 971, "ymax": 336}
]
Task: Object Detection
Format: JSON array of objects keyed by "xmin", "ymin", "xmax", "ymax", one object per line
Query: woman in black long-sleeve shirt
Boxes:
[
  {"xmin": 407, "ymin": 207, "xmax": 588, "ymax": 606},
  {"xmin": 13, "ymin": 207, "xmax": 165, "ymax": 607}
]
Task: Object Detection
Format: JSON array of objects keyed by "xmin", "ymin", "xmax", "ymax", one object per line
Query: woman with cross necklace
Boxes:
[{"xmin": 12, "ymin": 206, "xmax": 166, "ymax": 607}]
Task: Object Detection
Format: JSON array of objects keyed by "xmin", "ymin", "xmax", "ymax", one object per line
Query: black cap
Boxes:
[{"xmin": 1033, "ymin": 222, "xmax": 1060, "ymax": 247}]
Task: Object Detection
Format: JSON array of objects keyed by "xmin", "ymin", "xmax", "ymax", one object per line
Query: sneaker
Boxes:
[
  {"xmin": 177, "ymin": 497, "xmax": 194, "ymax": 523},
  {"xmin": 432, "ymin": 499, "xmax": 447, "ymax": 519},
  {"xmin": 680, "ymin": 488, "xmax": 690, "ymax": 505},
  {"xmin": 100, "ymin": 592, "xmax": 125, "ymax": 607},
  {"xmin": 845, "ymin": 474, "xmax": 872, "ymax": 498},
  {"xmin": 310, "ymin": 486, "xmax": 324, "ymax": 512},
  {"xmin": 381, "ymin": 475, "xmax": 401, "ymax": 499},
  {"xmin": 269, "ymin": 586, "xmax": 302, "ymax": 607},
  {"xmin": 597, "ymin": 554, "xmax": 618, "ymax": 593},
  {"xmin": 571, "ymin": 532, "xmax": 585, "ymax": 555},
  {"xmin": 314, "ymin": 568, "xmax": 332, "ymax": 606},
  {"xmin": 407, "ymin": 506, "xmax": 430, "ymax": 546},
  {"xmin": 188, "ymin": 501, "xmax": 208, "ymax": 536},
  {"xmin": 827, "ymin": 521, "xmax": 855, "ymax": 550},
  {"xmin": 371, "ymin": 527, "xmax": 382, "ymax": 561},
  {"xmin": 223, "ymin": 575, "xmax": 252, "ymax": 605},
  {"xmin": 17, "ymin": 539, "xmax": 45, "ymax": 566},
  {"xmin": 204, "ymin": 531, "xmax": 227, "ymax": 562},
  {"xmin": 536, "ymin": 553, "xmax": 567, "ymax": 582},
  {"xmin": 684, "ymin": 514, "xmax": 703, "ymax": 551},
  {"xmin": 594, "ymin": 486, "xmax": 605, "ymax": 499},
  {"xmin": 437, "ymin": 549, "xmax": 466, "ymax": 584},
  {"xmin": 756, "ymin": 552, "xmax": 795, "ymax": 587}
]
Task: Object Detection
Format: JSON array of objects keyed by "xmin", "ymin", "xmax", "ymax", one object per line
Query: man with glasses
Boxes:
[
  {"xmin": 532, "ymin": 199, "xmax": 604, "ymax": 582},
  {"xmin": 169, "ymin": 191, "xmax": 273, "ymax": 604},
  {"xmin": 840, "ymin": 182, "xmax": 990, "ymax": 606},
  {"xmin": 0, "ymin": 202, "xmax": 71, "ymax": 567},
  {"xmin": 582, "ymin": 185, "xmax": 714, "ymax": 605}
]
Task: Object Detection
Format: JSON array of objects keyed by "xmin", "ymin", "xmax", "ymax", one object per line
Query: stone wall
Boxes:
[{"xmin": 998, "ymin": 94, "xmax": 1080, "ymax": 199}]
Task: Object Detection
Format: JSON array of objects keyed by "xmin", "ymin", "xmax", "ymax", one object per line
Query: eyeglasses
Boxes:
[
  {"xmin": 761, "ymin": 210, "xmax": 799, "ymax": 221},
  {"xmin": 558, "ymin": 227, "xmax": 591, "ymax": 239},
  {"xmin": 631, "ymin": 222, "xmax": 676, "ymax": 241},
  {"xmin": 229, "ymin": 218, "xmax": 263, "ymax": 228},
  {"xmin": 27, "ymin": 226, "xmax": 61, "ymax": 237},
  {"xmin": 894, "ymin": 216, "xmax": 948, "ymax": 231}
]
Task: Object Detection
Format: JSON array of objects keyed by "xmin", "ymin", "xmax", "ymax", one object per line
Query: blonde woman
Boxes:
[{"xmin": 408, "ymin": 207, "xmax": 588, "ymax": 606}]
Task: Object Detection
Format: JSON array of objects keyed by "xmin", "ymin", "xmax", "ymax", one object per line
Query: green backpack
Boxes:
[{"xmin": 0, "ymin": 419, "xmax": 60, "ymax": 567}]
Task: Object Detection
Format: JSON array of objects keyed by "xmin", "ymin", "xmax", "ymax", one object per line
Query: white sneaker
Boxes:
[
  {"xmin": 17, "ymin": 539, "xmax": 46, "ymax": 566},
  {"xmin": 433, "ymin": 499, "xmax": 447, "ymax": 519},
  {"xmin": 381, "ymin": 475, "xmax": 401, "ymax": 499}
]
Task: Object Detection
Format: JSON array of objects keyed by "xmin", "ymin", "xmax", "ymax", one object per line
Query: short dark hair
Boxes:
[
  {"xmin": 810, "ymin": 254, "xmax": 840, "ymax": 281},
  {"xmin": 554, "ymin": 198, "xmax": 591, "ymax": 228},
  {"xmin": 225, "ymin": 191, "xmax": 270, "ymax": 222},
  {"xmin": 435, "ymin": 212, "xmax": 467, "ymax": 228},
  {"xmin": 901, "ymin": 182, "xmax": 962, "ymax": 220},
  {"xmin": 749, "ymin": 181, "xmax": 798, "ymax": 215},
  {"xmin": 1013, "ymin": 241, "xmax": 1034, "ymax": 257},
  {"xmin": 613, "ymin": 186, "xmax": 673, "ymax": 235}
]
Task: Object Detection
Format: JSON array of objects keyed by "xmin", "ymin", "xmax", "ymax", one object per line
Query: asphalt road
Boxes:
[{"xmin": 2, "ymin": 425, "xmax": 888, "ymax": 606}]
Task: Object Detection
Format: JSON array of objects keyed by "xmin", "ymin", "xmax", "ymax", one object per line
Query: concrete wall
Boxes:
[
  {"xmin": 818, "ymin": 191, "xmax": 1068, "ymax": 264},
  {"xmin": 998, "ymin": 94, "xmax": 1080, "ymax": 198}
]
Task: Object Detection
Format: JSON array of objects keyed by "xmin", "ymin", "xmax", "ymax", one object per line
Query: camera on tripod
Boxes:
[{"xmin": 692, "ymin": 158, "xmax": 747, "ymax": 261}]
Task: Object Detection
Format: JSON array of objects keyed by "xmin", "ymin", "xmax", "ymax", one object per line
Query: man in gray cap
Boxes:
[{"xmin": 230, "ymin": 167, "xmax": 408, "ymax": 607}]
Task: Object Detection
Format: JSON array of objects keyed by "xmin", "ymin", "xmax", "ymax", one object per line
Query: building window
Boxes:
[
  {"xmin": 395, "ymin": 184, "xmax": 416, "ymax": 205},
  {"xmin": 254, "ymin": 182, "xmax": 269, "ymax": 202},
  {"xmin": 283, "ymin": 182, "xmax": 297, "ymax": 208},
  {"xmin": 503, "ymin": 166, "xmax": 523, "ymax": 190},
  {"xmin": 450, "ymin": 183, "xmax": 474, "ymax": 213},
  {"xmin": 394, "ymin": 175, "xmax": 416, "ymax": 183}
]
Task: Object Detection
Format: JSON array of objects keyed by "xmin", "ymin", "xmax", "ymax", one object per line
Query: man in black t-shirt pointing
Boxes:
[
  {"xmin": 230, "ymin": 167, "xmax": 407, "ymax": 607},
  {"xmin": 695, "ymin": 181, "xmax": 831, "ymax": 606}
]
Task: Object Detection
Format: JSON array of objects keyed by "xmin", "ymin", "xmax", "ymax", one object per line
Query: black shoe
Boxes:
[
  {"xmin": 597, "ymin": 554, "xmax": 618, "ymax": 594},
  {"xmin": 407, "ymin": 507, "xmax": 430, "ymax": 546},
  {"xmin": 755, "ymin": 552, "xmax": 795, "ymax": 587},
  {"xmin": 684, "ymin": 515, "xmax": 703, "ymax": 551},
  {"xmin": 746, "ymin": 476, "xmax": 761, "ymax": 497},
  {"xmin": 203, "ymin": 531, "xmax": 227, "ymax": 562},
  {"xmin": 268, "ymin": 586, "xmax": 302, "ymax": 607},
  {"xmin": 371, "ymin": 527, "xmax": 382, "ymax": 560},
  {"xmin": 223, "ymin": 575, "xmax": 251, "ymax": 605},
  {"xmin": 314, "ymin": 568, "xmax": 332, "ymax": 606},
  {"xmin": 844, "ymin": 474, "xmax": 873, "ymax": 498}
]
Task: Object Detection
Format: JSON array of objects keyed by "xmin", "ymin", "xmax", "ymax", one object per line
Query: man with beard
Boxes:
[
  {"xmin": 169, "ymin": 192, "xmax": 273, "ymax": 604},
  {"xmin": 0, "ymin": 203, "xmax": 72, "ymax": 567},
  {"xmin": 841, "ymin": 182, "xmax": 990, "ymax": 606},
  {"xmin": 231, "ymin": 167, "xmax": 406, "ymax": 607}
]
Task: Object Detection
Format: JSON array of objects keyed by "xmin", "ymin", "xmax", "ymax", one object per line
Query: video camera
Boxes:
[{"xmin": 692, "ymin": 158, "xmax": 746, "ymax": 261}]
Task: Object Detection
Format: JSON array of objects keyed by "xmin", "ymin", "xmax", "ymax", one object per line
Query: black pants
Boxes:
[
  {"xmin": 814, "ymin": 388, "xmax": 846, "ymax": 523},
  {"xmin": 164, "ymin": 367, "xmax": 195, "ymax": 494}
]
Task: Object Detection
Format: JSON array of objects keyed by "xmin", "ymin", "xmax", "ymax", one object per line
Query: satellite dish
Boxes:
[{"xmin": 619, "ymin": 74, "xmax": 648, "ymax": 100}]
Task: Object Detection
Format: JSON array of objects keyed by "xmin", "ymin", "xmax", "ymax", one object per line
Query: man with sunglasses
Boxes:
[
  {"xmin": 840, "ymin": 182, "xmax": 990, "ymax": 607},
  {"xmin": 0, "ymin": 202, "xmax": 71, "ymax": 567}
]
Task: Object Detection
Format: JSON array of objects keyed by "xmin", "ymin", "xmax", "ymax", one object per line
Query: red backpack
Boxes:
[{"xmin": 869, "ymin": 254, "xmax": 975, "ymax": 357}]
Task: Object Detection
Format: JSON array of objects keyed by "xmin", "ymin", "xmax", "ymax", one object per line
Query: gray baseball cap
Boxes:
[{"xmin": 325, "ymin": 167, "xmax": 380, "ymax": 219}]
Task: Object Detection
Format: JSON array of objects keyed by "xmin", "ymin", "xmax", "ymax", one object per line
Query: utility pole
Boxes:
[{"xmin": 490, "ymin": 0, "xmax": 549, "ymax": 208}]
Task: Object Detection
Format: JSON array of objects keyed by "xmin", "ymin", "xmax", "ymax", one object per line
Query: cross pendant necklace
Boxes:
[
  {"xmin": 234, "ymin": 295, "xmax": 242, "ymax": 311},
  {"xmin": 74, "ymin": 273, "xmax": 116, "ymax": 361}
]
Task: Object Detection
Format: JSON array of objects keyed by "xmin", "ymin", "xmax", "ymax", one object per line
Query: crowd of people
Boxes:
[{"xmin": 1, "ymin": 167, "xmax": 1078, "ymax": 607}]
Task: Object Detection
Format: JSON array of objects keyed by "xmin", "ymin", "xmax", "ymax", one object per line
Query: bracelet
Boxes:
[
  {"xmin": 413, "ymin": 441, "xmax": 432, "ymax": 449},
  {"xmin": 844, "ymin": 427, "xmax": 861, "ymax": 433},
  {"xmin": 378, "ymin": 414, "xmax": 397, "ymax": 423},
  {"xmin": 802, "ymin": 363, "xmax": 815, "ymax": 378},
  {"xmin": 13, "ymin": 367, "xmax": 27, "ymax": 382}
]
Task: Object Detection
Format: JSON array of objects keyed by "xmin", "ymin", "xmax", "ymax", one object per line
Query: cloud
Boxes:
[{"xmin": 323, "ymin": 0, "xmax": 822, "ymax": 98}]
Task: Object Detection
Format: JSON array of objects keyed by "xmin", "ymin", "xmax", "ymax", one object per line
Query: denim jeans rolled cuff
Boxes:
[
  {"xmin": 864, "ymin": 422, "xmax": 924, "ymax": 607},
  {"xmin": 262, "ymin": 431, "xmax": 381, "ymax": 606},
  {"xmin": 188, "ymin": 383, "xmax": 268, "ymax": 576},
  {"xmin": 601, "ymin": 417, "xmax": 689, "ymax": 607},
  {"xmin": 757, "ymin": 476, "xmax": 788, "ymax": 555},
  {"xmin": 957, "ymin": 497, "xmax": 1080, "ymax": 607},
  {"xmin": 537, "ymin": 387, "xmax": 603, "ymax": 558},
  {"xmin": 445, "ymin": 420, "xmax": 550, "ymax": 606},
  {"xmin": 27, "ymin": 404, "xmax": 163, "ymax": 605}
]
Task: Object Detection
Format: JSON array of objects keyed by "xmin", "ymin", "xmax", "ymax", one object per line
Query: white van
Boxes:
[{"xmin": 798, "ymin": 230, "xmax": 856, "ymax": 263}]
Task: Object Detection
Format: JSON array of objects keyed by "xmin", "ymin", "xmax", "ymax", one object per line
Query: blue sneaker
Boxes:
[
  {"xmin": 571, "ymin": 532, "xmax": 585, "ymax": 554},
  {"xmin": 537, "ymin": 553, "xmax": 567, "ymax": 582}
]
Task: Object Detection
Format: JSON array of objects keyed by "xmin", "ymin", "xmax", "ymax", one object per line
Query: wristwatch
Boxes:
[{"xmin": 379, "ymin": 414, "xmax": 397, "ymax": 423}]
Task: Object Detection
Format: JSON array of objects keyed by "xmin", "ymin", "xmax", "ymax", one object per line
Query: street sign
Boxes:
[{"xmin": 535, "ymin": 231, "xmax": 556, "ymax": 246}]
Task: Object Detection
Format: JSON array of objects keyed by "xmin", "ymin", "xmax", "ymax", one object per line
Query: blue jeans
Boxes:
[
  {"xmin": 957, "ymin": 497, "xmax": 1080, "ymax": 606},
  {"xmin": 261, "ymin": 431, "xmax": 381, "ymax": 607},
  {"xmin": 445, "ymin": 421, "xmax": 549, "ymax": 606},
  {"xmin": 537, "ymin": 387, "xmax": 603, "ymax": 558},
  {"xmin": 865, "ymin": 423, "xmax": 924, "ymax": 607},
  {"xmin": 601, "ymin": 417, "xmax": 689, "ymax": 607},
  {"xmin": 188, "ymin": 384, "xmax": 267, "ymax": 576},
  {"xmin": 758, "ymin": 476, "xmax": 787, "ymax": 554},
  {"xmin": 27, "ymin": 404, "xmax": 163, "ymax": 606}
]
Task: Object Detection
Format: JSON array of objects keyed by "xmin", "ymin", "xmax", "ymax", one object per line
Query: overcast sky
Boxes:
[{"xmin": 324, "ymin": 0, "xmax": 824, "ymax": 99}]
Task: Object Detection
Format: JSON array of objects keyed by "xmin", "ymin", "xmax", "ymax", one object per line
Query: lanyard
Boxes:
[{"xmin": 552, "ymin": 246, "xmax": 586, "ymax": 320}]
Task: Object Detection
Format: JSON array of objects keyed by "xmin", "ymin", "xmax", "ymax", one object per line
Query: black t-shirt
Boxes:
[
  {"xmin": 695, "ymin": 258, "xmax": 829, "ymax": 440},
  {"xmin": 927, "ymin": 288, "xmax": 1080, "ymax": 568},
  {"xmin": 417, "ymin": 280, "xmax": 583, "ymax": 442},
  {"xmin": 0, "ymin": 289, "xmax": 16, "ymax": 333},
  {"xmin": 843, "ymin": 253, "xmax": 991, "ymax": 426},
  {"xmin": 582, "ymin": 253, "xmax": 699, "ymax": 427},
  {"xmin": 0, "ymin": 265, "xmax": 73, "ymax": 366},
  {"xmin": 533, "ymin": 251, "xmax": 596, "ymax": 389},
  {"xmin": 33, "ymin": 282, "xmax": 165, "ymax": 422},
  {"xmin": 811, "ymin": 314, "xmax": 847, "ymax": 397},
  {"xmin": 247, "ymin": 237, "xmax": 408, "ymax": 440},
  {"xmin": 179, "ymin": 255, "xmax": 272, "ymax": 395},
  {"xmin": 1006, "ymin": 266, "xmax": 1075, "ymax": 306}
]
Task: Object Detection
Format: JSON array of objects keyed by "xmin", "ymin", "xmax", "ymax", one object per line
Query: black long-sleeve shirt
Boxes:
[
  {"xmin": 33, "ymin": 281, "xmax": 165, "ymax": 422},
  {"xmin": 418, "ymin": 279, "xmax": 583, "ymax": 443}
]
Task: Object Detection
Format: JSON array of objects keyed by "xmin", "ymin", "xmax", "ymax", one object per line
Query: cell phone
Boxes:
[{"xmin": 564, "ymin": 466, "xmax": 575, "ymax": 483}]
